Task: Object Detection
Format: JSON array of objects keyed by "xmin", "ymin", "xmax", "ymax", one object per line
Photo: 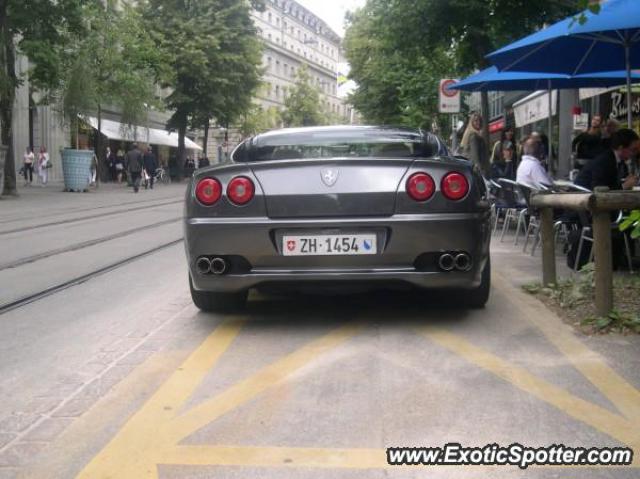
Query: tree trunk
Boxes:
[
  {"xmin": 1, "ymin": 18, "xmax": 18, "ymax": 196},
  {"xmin": 202, "ymin": 119, "xmax": 209, "ymax": 157},
  {"xmin": 95, "ymin": 104, "xmax": 109, "ymax": 182},
  {"xmin": 176, "ymin": 114, "xmax": 186, "ymax": 181}
]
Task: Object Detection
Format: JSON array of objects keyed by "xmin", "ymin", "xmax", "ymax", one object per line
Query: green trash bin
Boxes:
[{"xmin": 61, "ymin": 149, "xmax": 93, "ymax": 191}]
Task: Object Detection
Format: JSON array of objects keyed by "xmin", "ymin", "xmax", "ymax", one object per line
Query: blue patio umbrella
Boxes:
[
  {"xmin": 486, "ymin": 0, "xmax": 640, "ymax": 127},
  {"xmin": 447, "ymin": 67, "xmax": 640, "ymax": 171},
  {"xmin": 447, "ymin": 66, "xmax": 640, "ymax": 92}
]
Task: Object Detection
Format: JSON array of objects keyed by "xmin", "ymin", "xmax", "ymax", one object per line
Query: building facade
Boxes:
[{"xmin": 250, "ymin": 0, "xmax": 352, "ymax": 122}]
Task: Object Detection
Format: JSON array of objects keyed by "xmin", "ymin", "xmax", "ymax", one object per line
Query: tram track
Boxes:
[
  {"xmin": 0, "ymin": 199, "xmax": 182, "ymax": 236},
  {"xmin": 0, "ymin": 194, "xmax": 182, "ymax": 226},
  {"xmin": 0, "ymin": 217, "xmax": 182, "ymax": 271},
  {"xmin": 0, "ymin": 238, "xmax": 184, "ymax": 315}
]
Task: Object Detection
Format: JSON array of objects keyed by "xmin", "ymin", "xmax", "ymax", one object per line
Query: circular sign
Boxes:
[{"xmin": 441, "ymin": 79, "xmax": 458, "ymax": 98}]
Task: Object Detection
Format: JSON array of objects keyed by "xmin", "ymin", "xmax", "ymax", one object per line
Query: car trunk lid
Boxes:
[{"xmin": 249, "ymin": 159, "xmax": 414, "ymax": 218}]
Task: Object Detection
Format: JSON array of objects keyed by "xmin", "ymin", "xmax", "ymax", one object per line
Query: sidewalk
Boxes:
[
  {"xmin": 492, "ymin": 228, "xmax": 574, "ymax": 290},
  {"xmin": 0, "ymin": 180, "xmax": 188, "ymax": 222}
]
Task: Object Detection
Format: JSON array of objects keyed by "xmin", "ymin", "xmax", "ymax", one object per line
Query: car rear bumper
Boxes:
[{"xmin": 185, "ymin": 212, "xmax": 491, "ymax": 293}]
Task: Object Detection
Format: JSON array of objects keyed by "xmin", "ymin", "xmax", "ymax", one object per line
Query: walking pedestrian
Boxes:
[
  {"xmin": 125, "ymin": 143, "xmax": 144, "ymax": 193},
  {"xmin": 107, "ymin": 147, "xmax": 117, "ymax": 182},
  {"xmin": 115, "ymin": 147, "xmax": 125, "ymax": 184},
  {"xmin": 37, "ymin": 146, "xmax": 49, "ymax": 186},
  {"xmin": 23, "ymin": 147, "xmax": 35, "ymax": 186},
  {"xmin": 460, "ymin": 112, "xmax": 490, "ymax": 177},
  {"xmin": 143, "ymin": 146, "xmax": 158, "ymax": 189}
]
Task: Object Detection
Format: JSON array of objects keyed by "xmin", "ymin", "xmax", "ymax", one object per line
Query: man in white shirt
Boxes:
[{"xmin": 516, "ymin": 137, "xmax": 554, "ymax": 188}]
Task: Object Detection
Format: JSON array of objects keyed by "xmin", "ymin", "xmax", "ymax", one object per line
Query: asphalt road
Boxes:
[{"xmin": 0, "ymin": 183, "xmax": 638, "ymax": 479}]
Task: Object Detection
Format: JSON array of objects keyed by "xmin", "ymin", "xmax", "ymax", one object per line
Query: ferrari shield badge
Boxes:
[{"xmin": 320, "ymin": 168, "xmax": 339, "ymax": 187}]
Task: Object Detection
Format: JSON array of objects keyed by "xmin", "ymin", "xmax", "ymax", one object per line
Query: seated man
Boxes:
[
  {"xmin": 516, "ymin": 137, "xmax": 553, "ymax": 189},
  {"xmin": 574, "ymin": 128, "xmax": 639, "ymax": 191}
]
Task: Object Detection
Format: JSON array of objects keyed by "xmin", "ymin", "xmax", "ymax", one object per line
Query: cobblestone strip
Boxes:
[{"xmin": 0, "ymin": 298, "xmax": 194, "ymax": 471}]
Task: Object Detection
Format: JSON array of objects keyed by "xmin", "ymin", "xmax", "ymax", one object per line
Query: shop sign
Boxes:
[
  {"xmin": 610, "ymin": 91, "xmax": 640, "ymax": 120},
  {"xmin": 574, "ymin": 113, "xmax": 589, "ymax": 130},
  {"xmin": 489, "ymin": 117, "xmax": 505, "ymax": 134},
  {"xmin": 513, "ymin": 90, "xmax": 557, "ymax": 128}
]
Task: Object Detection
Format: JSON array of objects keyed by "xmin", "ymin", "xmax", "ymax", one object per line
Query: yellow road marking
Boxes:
[
  {"xmin": 76, "ymin": 317, "xmax": 246, "ymax": 479},
  {"xmin": 77, "ymin": 273, "xmax": 640, "ymax": 476},
  {"xmin": 418, "ymin": 327, "xmax": 640, "ymax": 464},
  {"xmin": 497, "ymin": 271, "xmax": 640, "ymax": 423},
  {"xmin": 77, "ymin": 320, "xmax": 363, "ymax": 478},
  {"xmin": 171, "ymin": 321, "xmax": 363, "ymax": 440}
]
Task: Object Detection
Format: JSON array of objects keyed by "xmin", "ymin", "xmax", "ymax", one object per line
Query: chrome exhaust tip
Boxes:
[
  {"xmin": 438, "ymin": 253, "xmax": 455, "ymax": 272},
  {"xmin": 210, "ymin": 257, "xmax": 227, "ymax": 275},
  {"xmin": 196, "ymin": 257, "xmax": 212, "ymax": 275},
  {"xmin": 454, "ymin": 253, "xmax": 472, "ymax": 271}
]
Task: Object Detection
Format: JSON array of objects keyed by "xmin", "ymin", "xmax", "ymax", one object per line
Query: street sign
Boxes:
[{"xmin": 439, "ymin": 79, "xmax": 460, "ymax": 114}]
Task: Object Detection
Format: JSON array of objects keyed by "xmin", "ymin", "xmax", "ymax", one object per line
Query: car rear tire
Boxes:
[
  {"xmin": 189, "ymin": 276, "xmax": 247, "ymax": 313},
  {"xmin": 464, "ymin": 258, "xmax": 490, "ymax": 309}
]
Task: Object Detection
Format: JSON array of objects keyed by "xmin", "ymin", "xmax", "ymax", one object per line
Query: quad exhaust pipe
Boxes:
[
  {"xmin": 196, "ymin": 256, "xmax": 228, "ymax": 275},
  {"xmin": 438, "ymin": 252, "xmax": 472, "ymax": 272},
  {"xmin": 210, "ymin": 257, "xmax": 227, "ymax": 275},
  {"xmin": 438, "ymin": 253, "xmax": 455, "ymax": 272},
  {"xmin": 196, "ymin": 257, "xmax": 212, "ymax": 275},
  {"xmin": 454, "ymin": 253, "xmax": 472, "ymax": 271}
]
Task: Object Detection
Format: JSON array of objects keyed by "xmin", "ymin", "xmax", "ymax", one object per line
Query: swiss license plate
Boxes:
[{"xmin": 282, "ymin": 234, "xmax": 377, "ymax": 256}]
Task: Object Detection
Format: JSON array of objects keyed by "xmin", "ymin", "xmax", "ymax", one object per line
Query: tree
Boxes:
[
  {"xmin": 55, "ymin": 1, "xmax": 163, "ymax": 180},
  {"xmin": 1, "ymin": 0, "xmax": 86, "ymax": 196},
  {"xmin": 239, "ymin": 103, "xmax": 281, "ymax": 137},
  {"xmin": 344, "ymin": 0, "xmax": 593, "ymax": 145},
  {"xmin": 144, "ymin": 0, "xmax": 264, "ymax": 179},
  {"xmin": 280, "ymin": 65, "xmax": 326, "ymax": 127}
]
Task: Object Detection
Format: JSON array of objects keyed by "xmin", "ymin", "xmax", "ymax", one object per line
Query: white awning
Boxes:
[
  {"xmin": 513, "ymin": 90, "xmax": 558, "ymax": 128},
  {"xmin": 85, "ymin": 116, "xmax": 202, "ymax": 150}
]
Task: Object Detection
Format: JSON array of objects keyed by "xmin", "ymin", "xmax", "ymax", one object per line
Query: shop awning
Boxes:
[
  {"xmin": 85, "ymin": 116, "xmax": 202, "ymax": 150},
  {"xmin": 512, "ymin": 90, "xmax": 558, "ymax": 128}
]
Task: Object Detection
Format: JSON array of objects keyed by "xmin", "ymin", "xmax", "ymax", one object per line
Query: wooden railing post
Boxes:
[
  {"xmin": 540, "ymin": 206, "xmax": 557, "ymax": 286},
  {"xmin": 592, "ymin": 188, "xmax": 614, "ymax": 317}
]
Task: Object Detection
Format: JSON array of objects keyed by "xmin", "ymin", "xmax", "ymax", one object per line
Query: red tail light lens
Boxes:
[
  {"xmin": 441, "ymin": 172, "xmax": 469, "ymax": 200},
  {"xmin": 195, "ymin": 178, "xmax": 222, "ymax": 206},
  {"xmin": 227, "ymin": 176, "xmax": 255, "ymax": 205},
  {"xmin": 406, "ymin": 172, "xmax": 435, "ymax": 201}
]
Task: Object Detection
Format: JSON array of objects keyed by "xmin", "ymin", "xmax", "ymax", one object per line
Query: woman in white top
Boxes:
[
  {"xmin": 37, "ymin": 146, "xmax": 49, "ymax": 186},
  {"xmin": 23, "ymin": 147, "xmax": 35, "ymax": 185}
]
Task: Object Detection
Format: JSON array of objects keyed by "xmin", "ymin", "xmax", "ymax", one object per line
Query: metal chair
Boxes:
[
  {"xmin": 495, "ymin": 178, "xmax": 527, "ymax": 242},
  {"xmin": 573, "ymin": 211, "xmax": 634, "ymax": 274},
  {"xmin": 515, "ymin": 182, "xmax": 549, "ymax": 256}
]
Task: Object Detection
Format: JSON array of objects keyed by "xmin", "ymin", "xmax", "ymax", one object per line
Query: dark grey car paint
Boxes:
[{"xmin": 184, "ymin": 127, "xmax": 491, "ymax": 294}]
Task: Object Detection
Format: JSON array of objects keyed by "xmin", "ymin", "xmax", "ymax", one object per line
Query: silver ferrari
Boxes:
[{"xmin": 184, "ymin": 126, "xmax": 491, "ymax": 312}]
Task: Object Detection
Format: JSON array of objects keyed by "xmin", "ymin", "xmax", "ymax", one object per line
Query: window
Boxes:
[
  {"xmin": 276, "ymin": 60, "xmax": 280, "ymax": 74},
  {"xmin": 268, "ymin": 33, "xmax": 272, "ymax": 41},
  {"xmin": 275, "ymin": 85, "xmax": 280, "ymax": 98},
  {"xmin": 276, "ymin": 17, "xmax": 280, "ymax": 26},
  {"xmin": 268, "ymin": 12, "xmax": 272, "ymax": 22}
]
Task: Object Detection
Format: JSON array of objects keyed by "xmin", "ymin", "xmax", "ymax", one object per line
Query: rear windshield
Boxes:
[{"xmin": 231, "ymin": 130, "xmax": 448, "ymax": 162}]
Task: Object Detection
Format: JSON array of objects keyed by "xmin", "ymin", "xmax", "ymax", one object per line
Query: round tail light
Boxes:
[
  {"xmin": 227, "ymin": 176, "xmax": 255, "ymax": 205},
  {"xmin": 441, "ymin": 172, "xmax": 469, "ymax": 200},
  {"xmin": 195, "ymin": 178, "xmax": 222, "ymax": 205},
  {"xmin": 406, "ymin": 172, "xmax": 435, "ymax": 202}
]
